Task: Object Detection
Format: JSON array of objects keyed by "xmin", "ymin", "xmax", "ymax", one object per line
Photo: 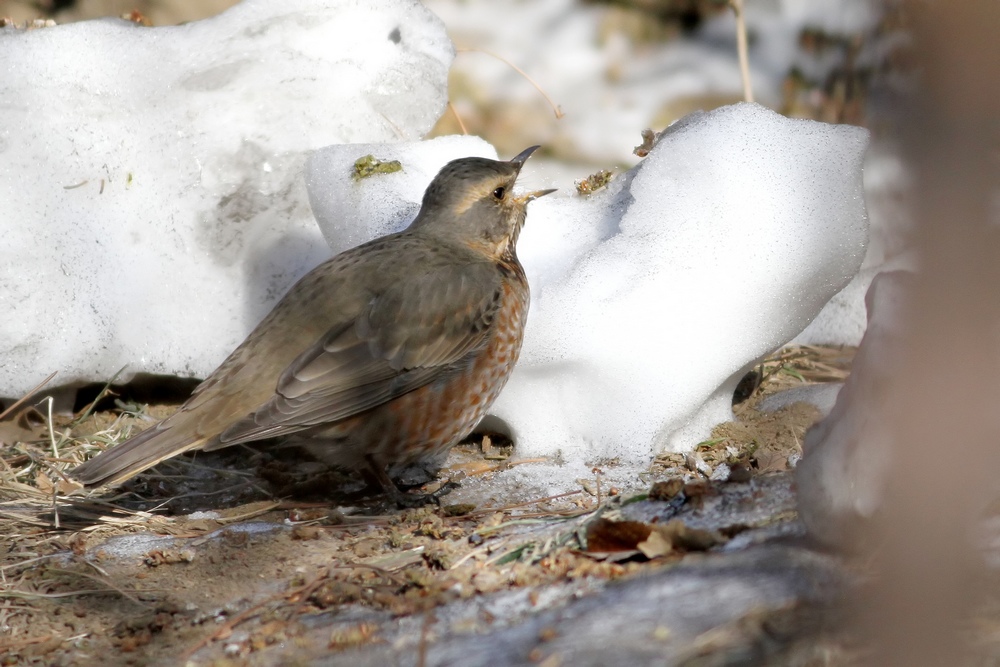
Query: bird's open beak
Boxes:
[
  {"xmin": 519, "ymin": 188, "xmax": 557, "ymax": 203},
  {"xmin": 509, "ymin": 146, "xmax": 556, "ymax": 202},
  {"xmin": 509, "ymin": 145, "xmax": 541, "ymax": 169}
]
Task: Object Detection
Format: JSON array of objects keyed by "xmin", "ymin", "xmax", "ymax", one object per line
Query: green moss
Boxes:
[
  {"xmin": 352, "ymin": 154, "xmax": 403, "ymax": 181},
  {"xmin": 574, "ymin": 169, "xmax": 613, "ymax": 195}
]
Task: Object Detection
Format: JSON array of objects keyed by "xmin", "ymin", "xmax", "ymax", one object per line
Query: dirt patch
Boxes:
[{"xmin": 1, "ymin": 345, "xmax": 855, "ymax": 665}]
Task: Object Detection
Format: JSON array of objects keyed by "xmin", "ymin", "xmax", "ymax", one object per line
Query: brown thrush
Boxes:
[{"xmin": 72, "ymin": 146, "xmax": 554, "ymax": 504}]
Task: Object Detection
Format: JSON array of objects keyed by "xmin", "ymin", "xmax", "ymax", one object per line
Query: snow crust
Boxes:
[{"xmin": 0, "ymin": 0, "xmax": 452, "ymax": 397}]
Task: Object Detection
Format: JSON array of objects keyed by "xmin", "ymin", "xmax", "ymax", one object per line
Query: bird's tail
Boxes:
[{"xmin": 72, "ymin": 424, "xmax": 207, "ymax": 488}]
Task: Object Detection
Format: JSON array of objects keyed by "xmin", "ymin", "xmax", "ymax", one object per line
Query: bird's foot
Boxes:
[
  {"xmin": 365, "ymin": 455, "xmax": 460, "ymax": 508},
  {"xmin": 388, "ymin": 479, "xmax": 461, "ymax": 508}
]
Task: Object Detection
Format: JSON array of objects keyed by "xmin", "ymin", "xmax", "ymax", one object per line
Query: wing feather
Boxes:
[{"xmin": 215, "ymin": 260, "xmax": 502, "ymax": 446}]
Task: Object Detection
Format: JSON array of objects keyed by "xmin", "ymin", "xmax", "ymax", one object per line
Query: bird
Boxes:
[{"xmin": 72, "ymin": 146, "xmax": 555, "ymax": 505}]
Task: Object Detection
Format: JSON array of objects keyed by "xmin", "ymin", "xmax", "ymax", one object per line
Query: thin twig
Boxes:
[
  {"xmin": 329, "ymin": 562, "xmax": 407, "ymax": 584},
  {"xmin": 728, "ymin": 0, "xmax": 754, "ymax": 102},
  {"xmin": 464, "ymin": 490, "xmax": 583, "ymax": 518},
  {"xmin": 462, "ymin": 457, "xmax": 551, "ymax": 480},
  {"xmin": 447, "ymin": 101, "xmax": 468, "ymax": 135},
  {"xmin": 0, "ymin": 371, "xmax": 57, "ymax": 422},
  {"xmin": 71, "ymin": 365, "xmax": 127, "ymax": 426},
  {"xmin": 0, "ymin": 554, "xmax": 58, "ymax": 575},
  {"xmin": 214, "ymin": 502, "xmax": 282, "ymax": 524},
  {"xmin": 0, "ymin": 633, "xmax": 58, "ymax": 653},
  {"xmin": 448, "ymin": 542, "xmax": 493, "ymax": 570},
  {"xmin": 43, "ymin": 567, "xmax": 152, "ymax": 607},
  {"xmin": 456, "ymin": 47, "xmax": 565, "ymax": 119},
  {"xmin": 284, "ymin": 566, "xmax": 331, "ymax": 620},
  {"xmin": 0, "ymin": 587, "xmax": 145, "ymax": 602}
]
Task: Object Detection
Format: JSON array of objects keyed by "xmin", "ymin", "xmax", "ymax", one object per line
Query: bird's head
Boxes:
[{"xmin": 411, "ymin": 146, "xmax": 555, "ymax": 260}]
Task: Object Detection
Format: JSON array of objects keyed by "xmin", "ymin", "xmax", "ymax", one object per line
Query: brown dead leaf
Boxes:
[
  {"xmin": 34, "ymin": 471, "xmax": 82, "ymax": 495},
  {"xmin": 291, "ymin": 524, "xmax": 324, "ymax": 540},
  {"xmin": 0, "ymin": 406, "xmax": 47, "ymax": 445},
  {"xmin": 752, "ymin": 447, "xmax": 790, "ymax": 474},
  {"xmin": 585, "ymin": 518, "xmax": 652, "ymax": 552},
  {"xmin": 179, "ymin": 518, "xmax": 223, "ymax": 534},
  {"xmin": 636, "ymin": 529, "xmax": 674, "ymax": 559},
  {"xmin": 728, "ymin": 459, "xmax": 755, "ymax": 482},
  {"xmin": 637, "ymin": 520, "xmax": 726, "ymax": 558},
  {"xmin": 649, "ymin": 478, "xmax": 684, "ymax": 501},
  {"xmin": 34, "ymin": 471, "xmax": 54, "ymax": 494}
]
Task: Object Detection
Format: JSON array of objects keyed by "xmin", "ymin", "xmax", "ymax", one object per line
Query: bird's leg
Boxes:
[{"xmin": 364, "ymin": 455, "xmax": 459, "ymax": 508}]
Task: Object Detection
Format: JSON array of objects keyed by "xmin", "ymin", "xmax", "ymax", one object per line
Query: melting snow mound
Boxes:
[
  {"xmin": 0, "ymin": 0, "xmax": 452, "ymax": 398},
  {"xmin": 500, "ymin": 103, "xmax": 868, "ymax": 461},
  {"xmin": 498, "ymin": 103, "xmax": 869, "ymax": 461},
  {"xmin": 306, "ymin": 103, "xmax": 869, "ymax": 462}
]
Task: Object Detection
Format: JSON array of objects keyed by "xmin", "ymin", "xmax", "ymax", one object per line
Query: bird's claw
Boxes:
[{"xmin": 388, "ymin": 478, "xmax": 461, "ymax": 508}]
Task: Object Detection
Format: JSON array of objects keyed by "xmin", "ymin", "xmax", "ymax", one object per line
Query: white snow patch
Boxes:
[
  {"xmin": 306, "ymin": 103, "xmax": 869, "ymax": 463},
  {"xmin": 497, "ymin": 104, "xmax": 868, "ymax": 462},
  {"xmin": 307, "ymin": 136, "xmax": 498, "ymax": 253},
  {"xmin": 0, "ymin": 0, "xmax": 452, "ymax": 397},
  {"xmin": 425, "ymin": 0, "xmax": 882, "ymax": 164}
]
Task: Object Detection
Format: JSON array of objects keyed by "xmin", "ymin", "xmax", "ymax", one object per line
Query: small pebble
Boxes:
[{"xmin": 710, "ymin": 463, "xmax": 731, "ymax": 482}]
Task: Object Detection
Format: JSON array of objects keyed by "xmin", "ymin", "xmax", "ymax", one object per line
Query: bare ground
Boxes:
[{"xmin": 0, "ymin": 345, "xmax": 868, "ymax": 666}]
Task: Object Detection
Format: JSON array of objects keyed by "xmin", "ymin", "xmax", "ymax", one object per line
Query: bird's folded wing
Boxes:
[{"xmin": 215, "ymin": 262, "xmax": 503, "ymax": 445}]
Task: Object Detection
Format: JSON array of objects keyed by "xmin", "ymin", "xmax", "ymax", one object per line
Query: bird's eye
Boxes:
[{"xmin": 492, "ymin": 186, "xmax": 506, "ymax": 200}]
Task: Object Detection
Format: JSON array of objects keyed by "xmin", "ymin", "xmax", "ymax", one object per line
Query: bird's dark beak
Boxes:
[
  {"xmin": 523, "ymin": 188, "xmax": 557, "ymax": 202},
  {"xmin": 510, "ymin": 146, "xmax": 556, "ymax": 202},
  {"xmin": 509, "ymin": 145, "xmax": 542, "ymax": 169}
]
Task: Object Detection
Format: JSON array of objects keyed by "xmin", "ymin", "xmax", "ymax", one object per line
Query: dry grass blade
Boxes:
[
  {"xmin": 0, "ymin": 371, "xmax": 57, "ymax": 422},
  {"xmin": 447, "ymin": 100, "xmax": 468, "ymax": 135},
  {"xmin": 40, "ymin": 567, "xmax": 155, "ymax": 607},
  {"xmin": 464, "ymin": 490, "xmax": 584, "ymax": 518},
  {"xmin": 728, "ymin": 0, "xmax": 754, "ymax": 103},
  {"xmin": 757, "ymin": 345, "xmax": 854, "ymax": 390},
  {"xmin": 456, "ymin": 47, "xmax": 565, "ymax": 119},
  {"xmin": 70, "ymin": 365, "xmax": 127, "ymax": 427}
]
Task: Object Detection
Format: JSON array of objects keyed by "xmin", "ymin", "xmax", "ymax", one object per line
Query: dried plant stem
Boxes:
[
  {"xmin": 71, "ymin": 365, "xmax": 127, "ymax": 427},
  {"xmin": 457, "ymin": 47, "xmax": 565, "ymax": 119},
  {"xmin": 729, "ymin": 0, "xmax": 754, "ymax": 103},
  {"xmin": 0, "ymin": 371, "xmax": 57, "ymax": 422},
  {"xmin": 447, "ymin": 101, "xmax": 468, "ymax": 135}
]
